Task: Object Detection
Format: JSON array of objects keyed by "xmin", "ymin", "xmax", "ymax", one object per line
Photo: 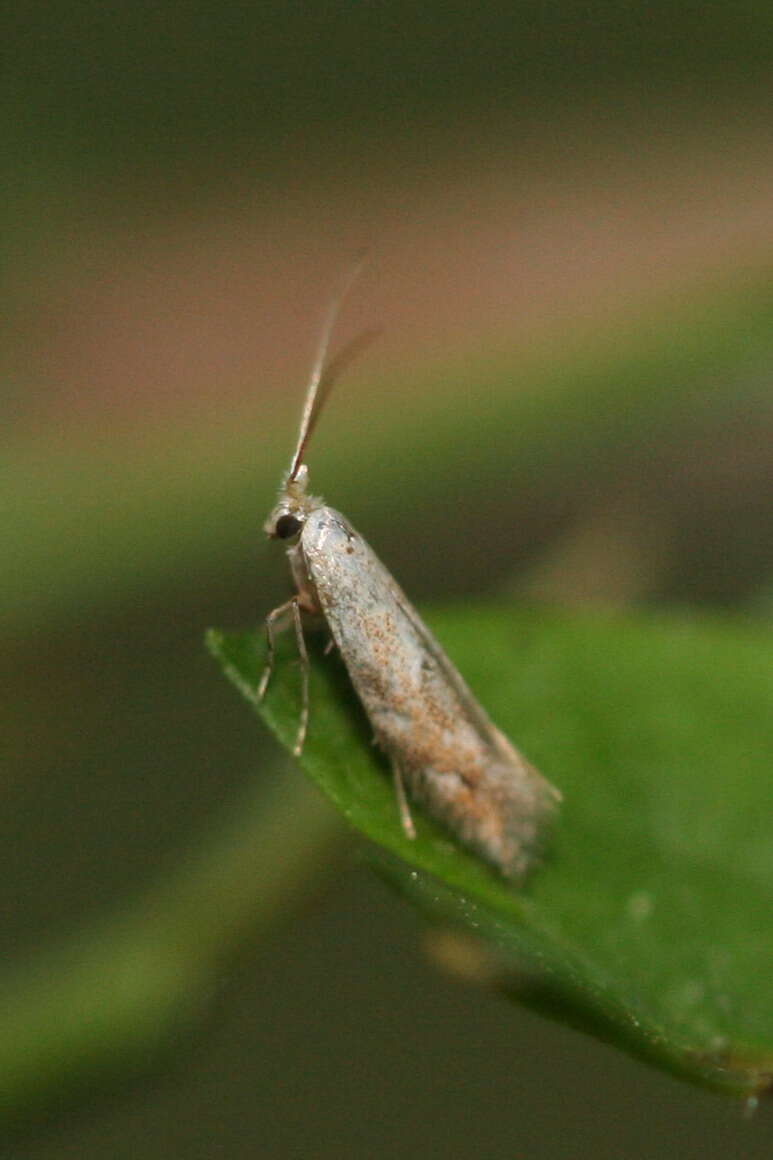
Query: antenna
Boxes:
[{"xmin": 288, "ymin": 255, "xmax": 369, "ymax": 482}]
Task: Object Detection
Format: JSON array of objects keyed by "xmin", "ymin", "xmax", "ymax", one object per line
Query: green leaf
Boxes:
[{"xmin": 207, "ymin": 605, "xmax": 773, "ymax": 1099}]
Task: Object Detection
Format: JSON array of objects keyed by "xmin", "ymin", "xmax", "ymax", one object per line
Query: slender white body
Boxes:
[
  {"xmin": 297, "ymin": 505, "xmax": 558, "ymax": 878},
  {"xmin": 260, "ymin": 265, "xmax": 559, "ymax": 878}
]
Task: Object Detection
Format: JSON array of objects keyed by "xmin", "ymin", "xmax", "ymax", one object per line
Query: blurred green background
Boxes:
[{"xmin": 4, "ymin": 1, "xmax": 773, "ymax": 1156}]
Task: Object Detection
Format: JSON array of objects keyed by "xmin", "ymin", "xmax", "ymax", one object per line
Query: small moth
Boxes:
[{"xmin": 259, "ymin": 269, "xmax": 560, "ymax": 878}]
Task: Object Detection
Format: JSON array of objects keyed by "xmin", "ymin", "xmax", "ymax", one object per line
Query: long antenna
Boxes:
[{"xmin": 288, "ymin": 255, "xmax": 367, "ymax": 482}]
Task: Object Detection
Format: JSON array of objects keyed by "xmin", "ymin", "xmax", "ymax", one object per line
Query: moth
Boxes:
[{"xmin": 259, "ymin": 269, "xmax": 560, "ymax": 878}]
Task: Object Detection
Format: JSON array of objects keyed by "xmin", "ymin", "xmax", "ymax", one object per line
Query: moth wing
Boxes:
[
  {"xmin": 300, "ymin": 506, "xmax": 558, "ymax": 876},
  {"xmin": 301, "ymin": 508, "xmax": 491, "ymax": 732},
  {"xmin": 390, "ymin": 580, "xmax": 531, "ymax": 763}
]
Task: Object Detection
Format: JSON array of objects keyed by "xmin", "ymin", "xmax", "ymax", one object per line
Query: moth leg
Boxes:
[
  {"xmin": 256, "ymin": 599, "xmax": 296, "ymax": 702},
  {"xmin": 290, "ymin": 598, "xmax": 310, "ymax": 757},
  {"xmin": 323, "ymin": 635, "xmax": 336, "ymax": 656},
  {"xmin": 257, "ymin": 597, "xmax": 311, "ymax": 757},
  {"xmin": 391, "ymin": 757, "xmax": 416, "ymax": 841}
]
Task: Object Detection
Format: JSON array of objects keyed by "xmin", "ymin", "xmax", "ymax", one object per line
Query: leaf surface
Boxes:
[{"xmin": 208, "ymin": 605, "xmax": 773, "ymax": 1097}]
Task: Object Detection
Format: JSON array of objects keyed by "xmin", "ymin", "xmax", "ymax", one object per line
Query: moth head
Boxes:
[{"xmin": 264, "ymin": 464, "xmax": 314, "ymax": 542}]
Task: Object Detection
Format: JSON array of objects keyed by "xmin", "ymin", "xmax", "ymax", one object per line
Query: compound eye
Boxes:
[{"xmin": 274, "ymin": 513, "xmax": 302, "ymax": 540}]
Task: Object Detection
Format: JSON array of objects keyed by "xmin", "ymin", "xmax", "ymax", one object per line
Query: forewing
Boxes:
[
  {"xmin": 301, "ymin": 507, "xmax": 503, "ymax": 750},
  {"xmin": 299, "ymin": 507, "xmax": 558, "ymax": 878}
]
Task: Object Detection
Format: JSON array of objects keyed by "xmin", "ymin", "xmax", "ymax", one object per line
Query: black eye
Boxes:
[{"xmin": 275, "ymin": 514, "xmax": 302, "ymax": 540}]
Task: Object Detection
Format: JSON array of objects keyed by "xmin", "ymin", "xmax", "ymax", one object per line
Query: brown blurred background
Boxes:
[{"xmin": 4, "ymin": 2, "xmax": 773, "ymax": 1156}]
